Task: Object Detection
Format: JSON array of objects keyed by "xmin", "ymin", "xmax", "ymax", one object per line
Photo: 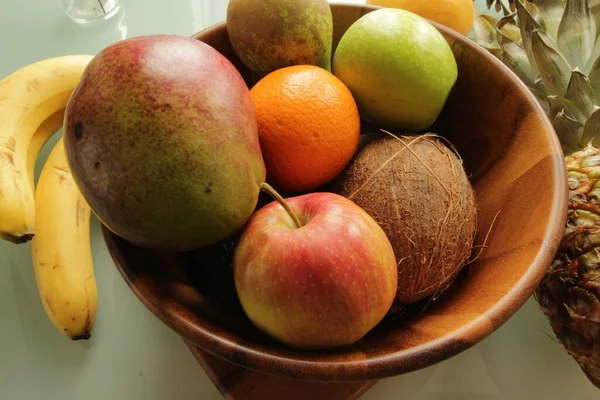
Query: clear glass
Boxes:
[{"xmin": 62, "ymin": 0, "xmax": 120, "ymax": 23}]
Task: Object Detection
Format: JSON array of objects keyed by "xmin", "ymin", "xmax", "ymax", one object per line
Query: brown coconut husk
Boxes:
[{"xmin": 334, "ymin": 132, "xmax": 477, "ymax": 307}]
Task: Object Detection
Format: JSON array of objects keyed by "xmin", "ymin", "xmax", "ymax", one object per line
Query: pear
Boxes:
[{"xmin": 227, "ymin": 0, "xmax": 333, "ymax": 77}]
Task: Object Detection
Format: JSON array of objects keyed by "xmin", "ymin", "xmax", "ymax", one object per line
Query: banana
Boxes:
[
  {"xmin": 32, "ymin": 137, "xmax": 97, "ymax": 340},
  {"xmin": 27, "ymin": 109, "xmax": 65, "ymax": 192},
  {"xmin": 0, "ymin": 55, "xmax": 93, "ymax": 243}
]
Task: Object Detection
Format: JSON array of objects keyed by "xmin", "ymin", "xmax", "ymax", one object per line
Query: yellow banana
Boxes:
[
  {"xmin": 0, "ymin": 55, "xmax": 93, "ymax": 243},
  {"xmin": 27, "ymin": 109, "xmax": 65, "ymax": 192},
  {"xmin": 32, "ymin": 137, "xmax": 97, "ymax": 340}
]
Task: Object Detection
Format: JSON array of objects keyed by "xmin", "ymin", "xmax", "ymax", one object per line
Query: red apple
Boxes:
[{"xmin": 233, "ymin": 191, "xmax": 398, "ymax": 350}]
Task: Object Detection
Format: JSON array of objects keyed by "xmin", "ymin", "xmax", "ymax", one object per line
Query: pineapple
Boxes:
[
  {"xmin": 480, "ymin": 0, "xmax": 517, "ymax": 15},
  {"xmin": 472, "ymin": 0, "xmax": 600, "ymax": 389}
]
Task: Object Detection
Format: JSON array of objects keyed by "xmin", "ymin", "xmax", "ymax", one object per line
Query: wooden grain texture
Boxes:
[
  {"xmin": 185, "ymin": 340, "xmax": 375, "ymax": 400},
  {"xmin": 101, "ymin": 3, "xmax": 568, "ymax": 383}
]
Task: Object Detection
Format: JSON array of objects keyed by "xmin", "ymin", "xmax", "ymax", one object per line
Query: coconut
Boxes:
[{"xmin": 335, "ymin": 133, "xmax": 477, "ymax": 305}]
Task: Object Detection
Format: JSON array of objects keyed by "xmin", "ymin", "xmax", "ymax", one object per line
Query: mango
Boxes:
[
  {"xmin": 63, "ymin": 35, "xmax": 266, "ymax": 252},
  {"xmin": 226, "ymin": 0, "xmax": 333, "ymax": 77}
]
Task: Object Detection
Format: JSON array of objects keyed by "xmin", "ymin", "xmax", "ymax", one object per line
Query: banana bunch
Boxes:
[{"xmin": 1, "ymin": 55, "xmax": 98, "ymax": 340}]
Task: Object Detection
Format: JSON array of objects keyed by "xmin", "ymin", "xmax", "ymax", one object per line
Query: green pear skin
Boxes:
[
  {"xmin": 64, "ymin": 35, "xmax": 266, "ymax": 252},
  {"xmin": 333, "ymin": 8, "xmax": 458, "ymax": 132}
]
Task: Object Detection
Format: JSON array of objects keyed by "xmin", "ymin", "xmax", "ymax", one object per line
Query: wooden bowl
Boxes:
[{"xmin": 102, "ymin": 3, "xmax": 568, "ymax": 381}]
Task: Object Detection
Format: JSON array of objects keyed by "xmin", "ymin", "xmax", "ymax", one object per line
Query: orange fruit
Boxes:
[
  {"xmin": 250, "ymin": 65, "xmax": 360, "ymax": 193},
  {"xmin": 366, "ymin": 0, "xmax": 474, "ymax": 36}
]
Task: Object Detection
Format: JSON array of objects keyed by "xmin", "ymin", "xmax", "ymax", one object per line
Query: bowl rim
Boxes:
[{"xmin": 103, "ymin": 2, "xmax": 568, "ymax": 381}]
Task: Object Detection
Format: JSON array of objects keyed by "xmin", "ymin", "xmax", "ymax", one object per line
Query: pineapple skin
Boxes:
[
  {"xmin": 534, "ymin": 144, "xmax": 600, "ymax": 389},
  {"xmin": 472, "ymin": 0, "xmax": 600, "ymax": 388}
]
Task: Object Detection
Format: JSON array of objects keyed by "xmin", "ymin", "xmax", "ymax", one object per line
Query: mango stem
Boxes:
[{"xmin": 260, "ymin": 183, "xmax": 302, "ymax": 229}]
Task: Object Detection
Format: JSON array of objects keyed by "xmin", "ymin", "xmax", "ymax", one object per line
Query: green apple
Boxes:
[{"xmin": 332, "ymin": 8, "xmax": 458, "ymax": 132}]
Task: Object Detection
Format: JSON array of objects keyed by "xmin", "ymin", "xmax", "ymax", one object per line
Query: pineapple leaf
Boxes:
[
  {"xmin": 549, "ymin": 95, "xmax": 585, "ymax": 122},
  {"xmin": 522, "ymin": 0, "xmax": 544, "ymax": 24},
  {"xmin": 533, "ymin": 77, "xmax": 549, "ymax": 97},
  {"xmin": 557, "ymin": 0, "xmax": 597, "ymax": 71},
  {"xmin": 584, "ymin": 36, "xmax": 600, "ymax": 74},
  {"xmin": 531, "ymin": 87, "xmax": 550, "ymax": 112},
  {"xmin": 565, "ymin": 69, "xmax": 596, "ymax": 120},
  {"xmin": 588, "ymin": 56, "xmax": 600, "ymax": 103},
  {"xmin": 548, "ymin": 95, "xmax": 564, "ymax": 120},
  {"xmin": 473, "ymin": 12, "xmax": 502, "ymax": 57},
  {"xmin": 553, "ymin": 110, "xmax": 585, "ymax": 154},
  {"xmin": 531, "ymin": 29, "xmax": 573, "ymax": 96},
  {"xmin": 517, "ymin": 0, "xmax": 544, "ymax": 79},
  {"xmin": 530, "ymin": 0, "xmax": 565, "ymax": 42},
  {"xmin": 580, "ymin": 106, "xmax": 600, "ymax": 148},
  {"xmin": 499, "ymin": 35, "xmax": 537, "ymax": 87},
  {"xmin": 590, "ymin": 0, "xmax": 600, "ymax": 36},
  {"xmin": 485, "ymin": 0, "xmax": 517, "ymax": 16},
  {"xmin": 496, "ymin": 13, "xmax": 522, "ymax": 44},
  {"xmin": 479, "ymin": 11, "xmax": 501, "ymax": 26}
]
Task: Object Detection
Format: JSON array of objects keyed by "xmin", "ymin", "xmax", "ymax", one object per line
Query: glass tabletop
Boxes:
[{"xmin": 0, "ymin": 0, "xmax": 597, "ymax": 399}]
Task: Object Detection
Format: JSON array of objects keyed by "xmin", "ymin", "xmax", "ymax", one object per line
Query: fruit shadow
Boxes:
[
  {"xmin": 165, "ymin": 225, "xmax": 474, "ymax": 359},
  {"xmin": 8, "ymin": 249, "xmax": 92, "ymax": 372}
]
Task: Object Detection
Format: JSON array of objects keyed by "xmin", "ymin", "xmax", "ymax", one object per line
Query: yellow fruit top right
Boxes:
[{"xmin": 366, "ymin": 0, "xmax": 474, "ymax": 36}]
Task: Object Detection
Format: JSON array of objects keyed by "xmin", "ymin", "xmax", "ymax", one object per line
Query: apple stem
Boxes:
[{"xmin": 260, "ymin": 183, "xmax": 302, "ymax": 229}]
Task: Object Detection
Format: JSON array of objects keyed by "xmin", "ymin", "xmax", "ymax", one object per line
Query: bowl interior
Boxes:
[{"xmin": 102, "ymin": 4, "xmax": 567, "ymax": 381}]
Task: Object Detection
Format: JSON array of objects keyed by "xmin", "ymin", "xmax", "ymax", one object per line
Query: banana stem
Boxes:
[{"xmin": 260, "ymin": 183, "xmax": 302, "ymax": 229}]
